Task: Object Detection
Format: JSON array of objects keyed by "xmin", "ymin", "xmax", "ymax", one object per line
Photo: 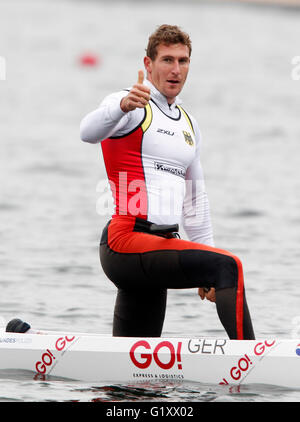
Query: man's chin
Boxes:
[{"xmin": 164, "ymin": 87, "xmax": 182, "ymax": 101}]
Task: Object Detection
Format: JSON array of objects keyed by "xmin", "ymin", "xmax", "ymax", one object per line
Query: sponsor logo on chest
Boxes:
[
  {"xmin": 156, "ymin": 128, "xmax": 194, "ymax": 147},
  {"xmin": 157, "ymin": 128, "xmax": 175, "ymax": 136},
  {"xmin": 154, "ymin": 161, "xmax": 186, "ymax": 179}
]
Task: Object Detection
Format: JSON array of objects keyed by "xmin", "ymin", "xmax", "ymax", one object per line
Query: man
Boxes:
[{"xmin": 80, "ymin": 25, "xmax": 255, "ymax": 340}]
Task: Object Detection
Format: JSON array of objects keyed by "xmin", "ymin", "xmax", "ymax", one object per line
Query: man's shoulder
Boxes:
[{"xmin": 178, "ymin": 104, "xmax": 201, "ymax": 134}]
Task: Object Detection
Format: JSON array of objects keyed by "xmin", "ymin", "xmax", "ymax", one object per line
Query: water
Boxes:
[{"xmin": 0, "ymin": 0, "xmax": 300, "ymax": 402}]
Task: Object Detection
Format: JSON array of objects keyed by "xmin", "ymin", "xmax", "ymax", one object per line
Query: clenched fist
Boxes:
[{"xmin": 120, "ymin": 70, "xmax": 151, "ymax": 113}]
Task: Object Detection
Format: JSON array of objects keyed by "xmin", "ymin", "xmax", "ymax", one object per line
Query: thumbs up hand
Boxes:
[
  {"xmin": 120, "ymin": 70, "xmax": 151, "ymax": 113},
  {"xmin": 137, "ymin": 69, "xmax": 144, "ymax": 85}
]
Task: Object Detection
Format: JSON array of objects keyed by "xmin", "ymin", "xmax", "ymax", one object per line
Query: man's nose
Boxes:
[{"xmin": 171, "ymin": 60, "xmax": 180, "ymax": 74}]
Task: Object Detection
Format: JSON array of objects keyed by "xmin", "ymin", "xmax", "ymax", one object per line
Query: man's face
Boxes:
[{"xmin": 144, "ymin": 43, "xmax": 190, "ymax": 104}]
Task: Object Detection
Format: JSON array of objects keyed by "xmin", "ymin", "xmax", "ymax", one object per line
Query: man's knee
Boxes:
[
  {"xmin": 215, "ymin": 254, "xmax": 242, "ymax": 290},
  {"xmin": 178, "ymin": 249, "xmax": 241, "ymax": 290}
]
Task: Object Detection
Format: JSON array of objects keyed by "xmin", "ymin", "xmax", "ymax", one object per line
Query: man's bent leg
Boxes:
[
  {"xmin": 101, "ymin": 218, "xmax": 255, "ymax": 340},
  {"xmin": 216, "ymin": 288, "xmax": 255, "ymax": 340},
  {"xmin": 178, "ymin": 249, "xmax": 255, "ymax": 340},
  {"xmin": 113, "ymin": 288, "xmax": 167, "ymax": 337}
]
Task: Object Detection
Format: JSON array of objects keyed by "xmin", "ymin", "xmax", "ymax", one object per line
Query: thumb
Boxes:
[{"xmin": 137, "ymin": 69, "xmax": 144, "ymax": 84}]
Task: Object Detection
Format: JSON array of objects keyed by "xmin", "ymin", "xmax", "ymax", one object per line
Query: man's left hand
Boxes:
[{"xmin": 198, "ymin": 287, "xmax": 216, "ymax": 302}]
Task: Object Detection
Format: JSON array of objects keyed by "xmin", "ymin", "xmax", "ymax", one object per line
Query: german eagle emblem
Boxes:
[{"xmin": 183, "ymin": 131, "xmax": 194, "ymax": 146}]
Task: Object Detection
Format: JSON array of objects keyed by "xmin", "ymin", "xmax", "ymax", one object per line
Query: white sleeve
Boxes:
[
  {"xmin": 80, "ymin": 91, "xmax": 136, "ymax": 143},
  {"xmin": 182, "ymin": 119, "xmax": 215, "ymax": 247}
]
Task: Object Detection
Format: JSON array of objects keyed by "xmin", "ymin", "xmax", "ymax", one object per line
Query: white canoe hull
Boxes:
[{"xmin": 1, "ymin": 331, "xmax": 300, "ymax": 388}]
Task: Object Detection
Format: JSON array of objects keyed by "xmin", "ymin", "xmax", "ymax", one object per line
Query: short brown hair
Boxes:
[{"xmin": 146, "ymin": 24, "xmax": 192, "ymax": 60}]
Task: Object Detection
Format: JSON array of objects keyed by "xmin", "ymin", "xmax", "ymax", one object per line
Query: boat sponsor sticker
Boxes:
[
  {"xmin": 0, "ymin": 336, "xmax": 32, "ymax": 344},
  {"xmin": 35, "ymin": 335, "xmax": 76, "ymax": 375},
  {"xmin": 129, "ymin": 338, "xmax": 228, "ymax": 380},
  {"xmin": 187, "ymin": 338, "xmax": 227, "ymax": 355},
  {"xmin": 296, "ymin": 344, "xmax": 300, "ymax": 356},
  {"xmin": 219, "ymin": 339, "xmax": 276, "ymax": 385}
]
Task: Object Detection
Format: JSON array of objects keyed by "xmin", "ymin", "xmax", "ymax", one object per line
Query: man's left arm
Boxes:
[
  {"xmin": 182, "ymin": 119, "xmax": 216, "ymax": 302},
  {"xmin": 182, "ymin": 119, "xmax": 214, "ymax": 247}
]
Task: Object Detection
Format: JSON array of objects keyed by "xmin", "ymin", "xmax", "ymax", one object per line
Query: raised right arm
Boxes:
[
  {"xmin": 80, "ymin": 70, "xmax": 150, "ymax": 143},
  {"xmin": 80, "ymin": 91, "xmax": 129, "ymax": 143}
]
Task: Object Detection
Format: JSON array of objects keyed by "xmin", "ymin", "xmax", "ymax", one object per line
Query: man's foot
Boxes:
[{"xmin": 6, "ymin": 318, "xmax": 31, "ymax": 333}]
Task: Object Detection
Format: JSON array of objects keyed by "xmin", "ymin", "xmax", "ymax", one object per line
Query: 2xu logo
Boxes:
[
  {"xmin": 130, "ymin": 340, "xmax": 182, "ymax": 371},
  {"xmin": 220, "ymin": 340, "xmax": 276, "ymax": 385},
  {"xmin": 35, "ymin": 336, "xmax": 75, "ymax": 374}
]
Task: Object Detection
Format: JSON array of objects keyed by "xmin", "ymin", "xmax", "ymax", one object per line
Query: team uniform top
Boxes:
[
  {"xmin": 80, "ymin": 79, "xmax": 214, "ymax": 247},
  {"xmin": 80, "ymin": 80, "xmax": 255, "ymax": 341}
]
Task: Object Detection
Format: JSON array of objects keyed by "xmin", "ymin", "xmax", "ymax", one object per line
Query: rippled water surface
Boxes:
[{"xmin": 0, "ymin": 0, "xmax": 300, "ymax": 402}]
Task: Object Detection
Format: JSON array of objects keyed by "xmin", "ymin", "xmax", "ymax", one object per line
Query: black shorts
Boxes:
[{"xmin": 100, "ymin": 216, "xmax": 254, "ymax": 340}]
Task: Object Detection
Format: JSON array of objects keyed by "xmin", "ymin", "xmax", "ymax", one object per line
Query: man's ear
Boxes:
[{"xmin": 144, "ymin": 56, "xmax": 152, "ymax": 75}]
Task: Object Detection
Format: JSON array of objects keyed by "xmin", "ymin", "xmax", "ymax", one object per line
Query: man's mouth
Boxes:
[{"xmin": 167, "ymin": 80, "xmax": 180, "ymax": 85}]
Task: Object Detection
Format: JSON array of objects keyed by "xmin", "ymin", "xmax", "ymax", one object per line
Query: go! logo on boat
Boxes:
[
  {"xmin": 35, "ymin": 336, "xmax": 76, "ymax": 374},
  {"xmin": 129, "ymin": 340, "xmax": 183, "ymax": 371},
  {"xmin": 220, "ymin": 340, "xmax": 276, "ymax": 385}
]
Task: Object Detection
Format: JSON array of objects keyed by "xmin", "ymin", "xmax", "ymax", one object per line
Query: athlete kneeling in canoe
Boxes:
[{"xmin": 79, "ymin": 25, "xmax": 255, "ymax": 340}]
